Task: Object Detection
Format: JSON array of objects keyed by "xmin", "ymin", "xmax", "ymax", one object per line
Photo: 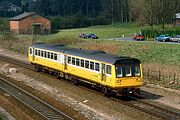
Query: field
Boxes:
[
  {"xmin": 35, "ymin": 23, "xmax": 145, "ymax": 41},
  {"xmin": 0, "ymin": 23, "xmax": 179, "ymax": 89}
]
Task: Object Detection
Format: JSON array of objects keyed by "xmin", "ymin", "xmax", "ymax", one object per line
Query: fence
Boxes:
[{"xmin": 143, "ymin": 68, "xmax": 180, "ymax": 90}]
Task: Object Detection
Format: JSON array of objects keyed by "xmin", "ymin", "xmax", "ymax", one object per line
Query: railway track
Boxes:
[
  {"xmin": 0, "ymin": 77, "xmax": 73, "ymax": 120},
  {"xmin": 124, "ymin": 96, "xmax": 180, "ymax": 120},
  {"xmin": 0, "ymin": 54, "xmax": 180, "ymax": 120}
]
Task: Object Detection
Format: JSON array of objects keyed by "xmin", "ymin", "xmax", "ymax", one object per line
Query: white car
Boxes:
[{"xmin": 171, "ymin": 35, "xmax": 180, "ymax": 43}]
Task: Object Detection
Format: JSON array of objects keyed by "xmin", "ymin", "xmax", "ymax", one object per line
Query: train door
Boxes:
[
  {"xmin": 61, "ymin": 54, "xmax": 67, "ymax": 70},
  {"xmin": 32, "ymin": 48, "xmax": 35, "ymax": 61},
  {"xmin": 101, "ymin": 63, "xmax": 106, "ymax": 82}
]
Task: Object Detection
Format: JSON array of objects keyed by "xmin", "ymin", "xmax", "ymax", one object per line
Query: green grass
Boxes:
[
  {"xmin": 33, "ymin": 23, "xmax": 145, "ymax": 42},
  {"xmin": 68, "ymin": 40, "xmax": 180, "ymax": 66}
]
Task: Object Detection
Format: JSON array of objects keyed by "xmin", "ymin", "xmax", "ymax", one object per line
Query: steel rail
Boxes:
[{"xmin": 0, "ymin": 77, "xmax": 73, "ymax": 120}]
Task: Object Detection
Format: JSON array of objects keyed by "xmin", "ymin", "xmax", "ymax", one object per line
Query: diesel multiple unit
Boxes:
[{"xmin": 28, "ymin": 43, "xmax": 143, "ymax": 95}]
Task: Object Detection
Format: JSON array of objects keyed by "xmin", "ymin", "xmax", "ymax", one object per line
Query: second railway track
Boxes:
[
  {"xmin": 0, "ymin": 54, "xmax": 180, "ymax": 120},
  {"xmin": 0, "ymin": 77, "xmax": 73, "ymax": 120}
]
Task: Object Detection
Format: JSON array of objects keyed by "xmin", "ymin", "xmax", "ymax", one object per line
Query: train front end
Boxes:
[{"xmin": 113, "ymin": 58, "xmax": 144, "ymax": 95}]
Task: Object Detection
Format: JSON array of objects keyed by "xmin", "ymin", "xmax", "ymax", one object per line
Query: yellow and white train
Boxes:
[{"xmin": 28, "ymin": 43, "xmax": 143, "ymax": 96}]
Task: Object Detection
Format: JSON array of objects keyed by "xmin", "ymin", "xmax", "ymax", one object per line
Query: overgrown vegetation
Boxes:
[
  {"xmin": 0, "ymin": 113, "xmax": 7, "ymax": 120},
  {"xmin": 142, "ymin": 28, "xmax": 180, "ymax": 38}
]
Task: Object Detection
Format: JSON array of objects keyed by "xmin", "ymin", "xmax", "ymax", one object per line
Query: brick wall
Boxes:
[{"xmin": 10, "ymin": 14, "xmax": 51, "ymax": 34}]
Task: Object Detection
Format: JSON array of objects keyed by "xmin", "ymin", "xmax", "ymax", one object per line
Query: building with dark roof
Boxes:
[{"xmin": 10, "ymin": 12, "xmax": 51, "ymax": 34}]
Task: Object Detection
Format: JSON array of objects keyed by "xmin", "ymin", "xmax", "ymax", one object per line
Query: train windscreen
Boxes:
[{"xmin": 115, "ymin": 64, "xmax": 140, "ymax": 78}]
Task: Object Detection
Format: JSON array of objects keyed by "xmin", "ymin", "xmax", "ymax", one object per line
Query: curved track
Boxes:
[
  {"xmin": 0, "ymin": 54, "xmax": 180, "ymax": 120},
  {"xmin": 0, "ymin": 77, "xmax": 73, "ymax": 120}
]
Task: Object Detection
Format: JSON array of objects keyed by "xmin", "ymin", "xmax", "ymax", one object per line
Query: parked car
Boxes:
[
  {"xmin": 86, "ymin": 34, "xmax": 98, "ymax": 39},
  {"xmin": 79, "ymin": 33, "xmax": 87, "ymax": 38},
  {"xmin": 133, "ymin": 35, "xmax": 145, "ymax": 41},
  {"xmin": 156, "ymin": 35, "xmax": 171, "ymax": 42},
  {"xmin": 170, "ymin": 35, "xmax": 180, "ymax": 43}
]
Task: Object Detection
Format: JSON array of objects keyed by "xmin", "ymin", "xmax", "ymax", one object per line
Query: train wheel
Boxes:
[
  {"xmin": 102, "ymin": 87, "xmax": 112, "ymax": 97},
  {"xmin": 54, "ymin": 71, "xmax": 60, "ymax": 78},
  {"xmin": 34, "ymin": 65, "xmax": 40, "ymax": 72},
  {"xmin": 72, "ymin": 79, "xmax": 79, "ymax": 86}
]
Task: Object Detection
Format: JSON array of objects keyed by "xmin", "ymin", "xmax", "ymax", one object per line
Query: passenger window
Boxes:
[
  {"xmin": 54, "ymin": 53, "xmax": 57, "ymax": 60},
  {"xmin": 41, "ymin": 51, "xmax": 43, "ymax": 57},
  {"xmin": 68, "ymin": 56, "xmax": 71, "ymax": 64},
  {"xmin": 51, "ymin": 53, "xmax": 53, "ymax": 59},
  {"xmin": 90, "ymin": 62, "xmax": 94, "ymax": 70},
  {"xmin": 95, "ymin": 63, "xmax": 100, "ymax": 71},
  {"xmin": 29, "ymin": 48, "xmax": 32, "ymax": 54},
  {"xmin": 72, "ymin": 57, "xmax": 75, "ymax": 65},
  {"xmin": 76, "ymin": 58, "xmax": 80, "ymax": 66},
  {"xmin": 81, "ymin": 59, "xmax": 84, "ymax": 67},
  {"xmin": 44, "ymin": 51, "xmax": 47, "ymax": 58},
  {"xmin": 47, "ymin": 52, "xmax": 50, "ymax": 58},
  {"xmin": 85, "ymin": 60, "xmax": 89, "ymax": 69},
  {"xmin": 106, "ymin": 65, "xmax": 112, "ymax": 75},
  {"xmin": 35, "ymin": 49, "xmax": 37, "ymax": 55},
  {"xmin": 38, "ymin": 50, "xmax": 40, "ymax": 56}
]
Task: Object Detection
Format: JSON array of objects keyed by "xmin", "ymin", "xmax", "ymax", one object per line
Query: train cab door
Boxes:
[{"xmin": 101, "ymin": 63, "xmax": 106, "ymax": 82}]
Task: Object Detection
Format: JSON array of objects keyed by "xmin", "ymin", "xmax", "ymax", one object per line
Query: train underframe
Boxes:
[{"xmin": 32, "ymin": 63, "xmax": 141, "ymax": 96}]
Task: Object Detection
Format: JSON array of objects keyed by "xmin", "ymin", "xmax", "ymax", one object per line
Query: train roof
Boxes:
[{"xmin": 30, "ymin": 43, "xmax": 141, "ymax": 64}]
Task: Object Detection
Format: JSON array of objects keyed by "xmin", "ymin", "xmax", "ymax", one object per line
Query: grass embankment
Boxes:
[{"xmin": 35, "ymin": 23, "xmax": 144, "ymax": 41}]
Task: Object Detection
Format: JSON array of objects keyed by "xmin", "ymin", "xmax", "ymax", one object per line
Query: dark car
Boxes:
[
  {"xmin": 79, "ymin": 33, "xmax": 87, "ymax": 38},
  {"xmin": 171, "ymin": 35, "xmax": 180, "ymax": 43},
  {"xmin": 86, "ymin": 34, "xmax": 98, "ymax": 39},
  {"xmin": 156, "ymin": 35, "xmax": 171, "ymax": 42},
  {"xmin": 133, "ymin": 35, "xmax": 145, "ymax": 41}
]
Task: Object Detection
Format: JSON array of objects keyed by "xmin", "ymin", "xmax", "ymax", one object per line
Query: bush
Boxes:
[
  {"xmin": 141, "ymin": 29, "xmax": 180, "ymax": 38},
  {"xmin": 91, "ymin": 16, "xmax": 111, "ymax": 26},
  {"xmin": 51, "ymin": 15, "xmax": 111, "ymax": 30}
]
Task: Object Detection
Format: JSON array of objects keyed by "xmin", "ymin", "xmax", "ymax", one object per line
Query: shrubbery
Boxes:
[
  {"xmin": 51, "ymin": 15, "xmax": 111, "ymax": 33},
  {"xmin": 141, "ymin": 29, "xmax": 180, "ymax": 38}
]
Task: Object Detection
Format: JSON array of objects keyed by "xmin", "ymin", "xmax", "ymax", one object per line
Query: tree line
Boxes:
[{"xmin": 0, "ymin": 0, "xmax": 180, "ymax": 29}]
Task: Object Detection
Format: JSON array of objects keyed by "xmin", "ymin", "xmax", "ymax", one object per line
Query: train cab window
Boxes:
[
  {"xmin": 41, "ymin": 51, "xmax": 43, "ymax": 57},
  {"xmin": 90, "ymin": 62, "xmax": 94, "ymax": 70},
  {"xmin": 54, "ymin": 53, "xmax": 57, "ymax": 60},
  {"xmin": 106, "ymin": 65, "xmax": 112, "ymax": 75},
  {"xmin": 35, "ymin": 49, "xmax": 37, "ymax": 55},
  {"xmin": 29, "ymin": 48, "xmax": 32, "ymax": 54},
  {"xmin": 38, "ymin": 50, "xmax": 40, "ymax": 56},
  {"xmin": 95, "ymin": 63, "xmax": 100, "ymax": 71},
  {"xmin": 81, "ymin": 59, "xmax": 84, "ymax": 67},
  {"xmin": 85, "ymin": 60, "xmax": 89, "ymax": 69},
  {"xmin": 134, "ymin": 65, "xmax": 140, "ymax": 76},
  {"xmin": 72, "ymin": 57, "xmax": 75, "ymax": 65},
  {"xmin": 116, "ymin": 66, "xmax": 122, "ymax": 77},
  {"xmin": 44, "ymin": 51, "xmax": 47, "ymax": 58},
  {"xmin": 68, "ymin": 56, "xmax": 71, "ymax": 64},
  {"xmin": 47, "ymin": 52, "xmax": 50, "ymax": 58},
  {"xmin": 76, "ymin": 58, "xmax": 80, "ymax": 66},
  {"xmin": 51, "ymin": 53, "xmax": 54, "ymax": 59},
  {"xmin": 125, "ymin": 66, "xmax": 132, "ymax": 77}
]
